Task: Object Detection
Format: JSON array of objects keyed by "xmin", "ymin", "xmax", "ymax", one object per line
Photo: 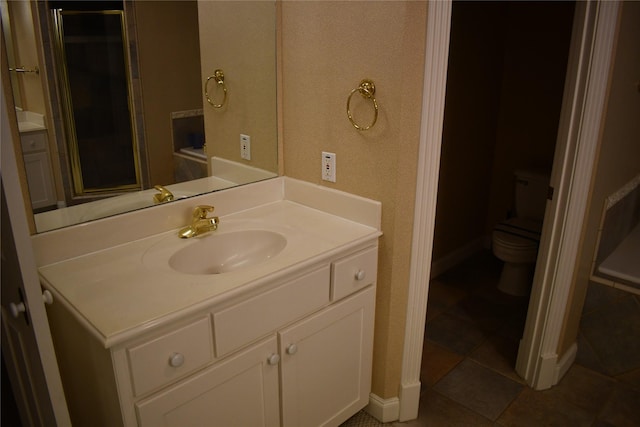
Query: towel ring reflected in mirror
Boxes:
[
  {"xmin": 204, "ymin": 69, "xmax": 227, "ymax": 108},
  {"xmin": 347, "ymin": 79, "xmax": 378, "ymax": 131}
]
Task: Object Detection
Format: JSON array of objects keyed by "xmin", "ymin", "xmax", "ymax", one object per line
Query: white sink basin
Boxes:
[{"xmin": 168, "ymin": 230, "xmax": 287, "ymax": 275}]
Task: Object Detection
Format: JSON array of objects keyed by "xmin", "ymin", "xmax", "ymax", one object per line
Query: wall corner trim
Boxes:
[
  {"xmin": 398, "ymin": 381, "xmax": 422, "ymax": 422},
  {"xmin": 399, "ymin": 0, "xmax": 452, "ymax": 422},
  {"xmin": 516, "ymin": 0, "xmax": 620, "ymax": 387},
  {"xmin": 366, "ymin": 393, "xmax": 400, "ymax": 423},
  {"xmin": 555, "ymin": 342, "xmax": 578, "ymax": 384},
  {"xmin": 529, "ymin": 341, "xmax": 577, "ymax": 390},
  {"xmin": 532, "ymin": 353, "xmax": 559, "ymax": 391}
]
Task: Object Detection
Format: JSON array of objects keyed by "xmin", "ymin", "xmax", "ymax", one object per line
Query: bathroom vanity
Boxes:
[{"xmin": 34, "ymin": 178, "xmax": 382, "ymax": 426}]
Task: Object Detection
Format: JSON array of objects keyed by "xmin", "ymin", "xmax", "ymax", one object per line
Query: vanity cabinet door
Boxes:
[
  {"xmin": 279, "ymin": 286, "xmax": 375, "ymax": 427},
  {"xmin": 135, "ymin": 336, "xmax": 280, "ymax": 427},
  {"xmin": 21, "ymin": 131, "xmax": 56, "ymax": 209},
  {"xmin": 22, "ymin": 152, "xmax": 56, "ymax": 209}
]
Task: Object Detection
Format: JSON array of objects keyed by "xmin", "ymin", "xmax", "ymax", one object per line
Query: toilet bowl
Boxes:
[
  {"xmin": 492, "ymin": 169, "xmax": 548, "ymax": 297},
  {"xmin": 492, "ymin": 218, "xmax": 542, "ymax": 296}
]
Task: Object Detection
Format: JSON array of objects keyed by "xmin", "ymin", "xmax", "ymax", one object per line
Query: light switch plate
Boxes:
[
  {"xmin": 240, "ymin": 134, "xmax": 251, "ymax": 160},
  {"xmin": 322, "ymin": 151, "xmax": 336, "ymax": 182}
]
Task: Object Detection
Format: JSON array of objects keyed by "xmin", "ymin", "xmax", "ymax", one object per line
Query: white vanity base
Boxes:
[{"xmin": 37, "ymin": 177, "xmax": 382, "ymax": 427}]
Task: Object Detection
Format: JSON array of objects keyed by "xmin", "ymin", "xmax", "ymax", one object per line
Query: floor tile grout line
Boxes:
[
  {"xmin": 426, "ymin": 384, "xmax": 495, "ymax": 424},
  {"xmin": 492, "ymin": 382, "xmax": 528, "ymax": 424},
  {"xmin": 579, "ymin": 310, "xmax": 640, "ymax": 378},
  {"xmin": 467, "ymin": 353, "xmax": 529, "ymax": 386},
  {"xmin": 589, "ymin": 376, "xmax": 619, "ymax": 426}
]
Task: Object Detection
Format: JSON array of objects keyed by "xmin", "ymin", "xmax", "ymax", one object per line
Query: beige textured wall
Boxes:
[
  {"xmin": 558, "ymin": 2, "xmax": 640, "ymax": 357},
  {"xmin": 6, "ymin": 0, "xmax": 46, "ymax": 114},
  {"xmin": 198, "ymin": 1, "xmax": 278, "ymax": 173},
  {"xmin": 281, "ymin": 1, "xmax": 427, "ymax": 399},
  {"xmin": 136, "ymin": 1, "xmax": 202, "ymax": 186},
  {"xmin": 1, "ymin": 33, "xmax": 36, "ymax": 233}
]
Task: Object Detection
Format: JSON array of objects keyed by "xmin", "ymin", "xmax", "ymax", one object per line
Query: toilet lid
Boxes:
[{"xmin": 493, "ymin": 218, "xmax": 541, "ymax": 249}]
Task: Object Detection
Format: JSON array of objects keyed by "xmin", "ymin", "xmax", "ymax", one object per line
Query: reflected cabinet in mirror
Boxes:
[{"xmin": 2, "ymin": 0, "xmax": 278, "ymax": 233}]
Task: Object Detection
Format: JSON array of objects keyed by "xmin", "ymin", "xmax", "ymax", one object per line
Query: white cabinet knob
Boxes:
[
  {"xmin": 286, "ymin": 344, "xmax": 298, "ymax": 355},
  {"xmin": 9, "ymin": 302, "xmax": 26, "ymax": 318},
  {"xmin": 42, "ymin": 290, "xmax": 54, "ymax": 305},
  {"xmin": 267, "ymin": 354, "xmax": 280, "ymax": 365},
  {"xmin": 355, "ymin": 269, "xmax": 366, "ymax": 281},
  {"xmin": 168, "ymin": 353, "xmax": 185, "ymax": 368}
]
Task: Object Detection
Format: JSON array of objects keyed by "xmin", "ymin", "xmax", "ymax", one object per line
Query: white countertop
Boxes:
[
  {"xmin": 38, "ymin": 196, "xmax": 380, "ymax": 347},
  {"xmin": 18, "ymin": 121, "xmax": 46, "ymax": 133},
  {"xmin": 17, "ymin": 111, "xmax": 46, "ymax": 133}
]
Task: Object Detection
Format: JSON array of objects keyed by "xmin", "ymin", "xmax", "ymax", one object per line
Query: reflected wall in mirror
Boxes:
[
  {"xmin": 198, "ymin": 1, "xmax": 278, "ymax": 174},
  {"xmin": 2, "ymin": 0, "xmax": 278, "ymax": 234}
]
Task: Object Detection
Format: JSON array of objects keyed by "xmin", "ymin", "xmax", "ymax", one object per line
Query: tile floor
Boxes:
[{"xmin": 342, "ymin": 250, "xmax": 640, "ymax": 427}]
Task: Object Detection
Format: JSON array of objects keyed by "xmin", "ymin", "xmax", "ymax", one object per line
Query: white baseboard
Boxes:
[
  {"xmin": 529, "ymin": 341, "xmax": 577, "ymax": 390},
  {"xmin": 555, "ymin": 342, "xmax": 577, "ymax": 384},
  {"xmin": 398, "ymin": 381, "xmax": 421, "ymax": 422},
  {"xmin": 366, "ymin": 393, "xmax": 399, "ymax": 423},
  {"xmin": 430, "ymin": 237, "xmax": 486, "ymax": 278}
]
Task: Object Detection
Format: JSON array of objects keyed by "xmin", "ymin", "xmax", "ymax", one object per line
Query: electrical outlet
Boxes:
[
  {"xmin": 240, "ymin": 134, "xmax": 251, "ymax": 160},
  {"xmin": 322, "ymin": 151, "xmax": 336, "ymax": 182}
]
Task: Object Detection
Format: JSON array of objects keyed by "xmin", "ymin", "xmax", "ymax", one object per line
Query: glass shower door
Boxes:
[{"xmin": 52, "ymin": 9, "xmax": 141, "ymax": 196}]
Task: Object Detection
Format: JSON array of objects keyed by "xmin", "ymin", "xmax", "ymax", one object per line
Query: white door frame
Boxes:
[
  {"xmin": 398, "ymin": 0, "xmax": 619, "ymax": 420},
  {"xmin": 396, "ymin": 1, "xmax": 452, "ymax": 422},
  {"xmin": 515, "ymin": 0, "xmax": 619, "ymax": 389},
  {"xmin": 1, "ymin": 66, "xmax": 71, "ymax": 426}
]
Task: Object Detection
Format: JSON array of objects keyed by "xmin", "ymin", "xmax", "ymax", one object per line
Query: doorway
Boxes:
[
  {"xmin": 399, "ymin": 0, "xmax": 620, "ymax": 421},
  {"xmin": 427, "ymin": 0, "xmax": 575, "ymax": 368},
  {"xmin": 408, "ymin": 1, "xmax": 635, "ymax": 421},
  {"xmin": 432, "ymin": 1, "xmax": 575, "ymax": 279}
]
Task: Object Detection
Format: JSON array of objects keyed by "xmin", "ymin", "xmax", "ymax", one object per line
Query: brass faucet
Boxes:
[
  {"xmin": 153, "ymin": 185, "xmax": 175, "ymax": 203},
  {"xmin": 179, "ymin": 205, "xmax": 219, "ymax": 238}
]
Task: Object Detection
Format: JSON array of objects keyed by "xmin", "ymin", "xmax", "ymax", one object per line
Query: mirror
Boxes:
[{"xmin": 2, "ymin": 0, "xmax": 278, "ymax": 233}]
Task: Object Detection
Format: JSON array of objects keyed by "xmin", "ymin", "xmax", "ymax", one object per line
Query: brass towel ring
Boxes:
[
  {"xmin": 204, "ymin": 69, "xmax": 227, "ymax": 108},
  {"xmin": 347, "ymin": 79, "xmax": 378, "ymax": 131}
]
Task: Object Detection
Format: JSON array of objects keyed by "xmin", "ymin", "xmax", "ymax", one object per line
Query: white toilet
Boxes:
[{"xmin": 492, "ymin": 170, "xmax": 549, "ymax": 297}]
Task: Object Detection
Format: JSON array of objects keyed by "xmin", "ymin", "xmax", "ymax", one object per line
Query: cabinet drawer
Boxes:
[
  {"xmin": 331, "ymin": 246, "xmax": 378, "ymax": 301},
  {"xmin": 20, "ymin": 132, "xmax": 48, "ymax": 153},
  {"xmin": 213, "ymin": 266, "xmax": 330, "ymax": 357},
  {"xmin": 127, "ymin": 317, "xmax": 213, "ymax": 397}
]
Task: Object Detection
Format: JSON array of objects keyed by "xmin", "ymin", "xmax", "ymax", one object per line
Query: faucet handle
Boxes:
[
  {"xmin": 193, "ymin": 205, "xmax": 215, "ymax": 219},
  {"xmin": 153, "ymin": 185, "xmax": 174, "ymax": 203}
]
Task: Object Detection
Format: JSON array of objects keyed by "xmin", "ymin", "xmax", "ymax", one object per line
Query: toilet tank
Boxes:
[{"xmin": 514, "ymin": 170, "xmax": 549, "ymax": 221}]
